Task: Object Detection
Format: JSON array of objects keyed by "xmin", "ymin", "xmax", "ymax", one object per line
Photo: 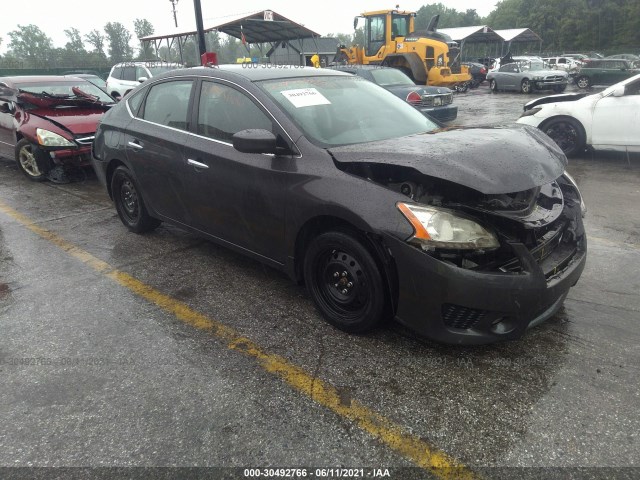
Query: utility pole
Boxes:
[
  {"xmin": 193, "ymin": 0, "xmax": 206, "ymax": 57},
  {"xmin": 170, "ymin": 0, "xmax": 179, "ymax": 28}
]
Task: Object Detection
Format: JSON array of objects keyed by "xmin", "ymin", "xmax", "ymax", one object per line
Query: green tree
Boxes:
[
  {"xmin": 64, "ymin": 28, "xmax": 86, "ymax": 55},
  {"xmin": 104, "ymin": 22, "xmax": 133, "ymax": 62},
  {"xmin": 134, "ymin": 18, "xmax": 155, "ymax": 60},
  {"xmin": 85, "ymin": 29, "xmax": 106, "ymax": 58},
  {"xmin": 6, "ymin": 24, "xmax": 53, "ymax": 67}
]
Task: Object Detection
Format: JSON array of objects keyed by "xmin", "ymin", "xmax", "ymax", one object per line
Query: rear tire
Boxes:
[
  {"xmin": 303, "ymin": 231, "xmax": 387, "ymax": 333},
  {"xmin": 540, "ymin": 117, "xmax": 586, "ymax": 157},
  {"xmin": 111, "ymin": 165, "xmax": 161, "ymax": 233}
]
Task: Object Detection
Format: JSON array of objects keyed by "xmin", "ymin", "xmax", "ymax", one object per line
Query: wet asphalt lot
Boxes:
[{"xmin": 0, "ymin": 82, "xmax": 638, "ymax": 479}]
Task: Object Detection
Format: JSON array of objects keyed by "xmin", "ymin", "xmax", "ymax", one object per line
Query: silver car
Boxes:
[{"xmin": 487, "ymin": 59, "xmax": 568, "ymax": 94}]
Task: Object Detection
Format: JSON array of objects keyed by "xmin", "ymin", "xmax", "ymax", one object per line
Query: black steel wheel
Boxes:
[
  {"xmin": 541, "ymin": 117, "xmax": 586, "ymax": 157},
  {"xmin": 111, "ymin": 165, "xmax": 161, "ymax": 233},
  {"xmin": 521, "ymin": 79, "xmax": 533, "ymax": 94},
  {"xmin": 15, "ymin": 139, "xmax": 49, "ymax": 181},
  {"xmin": 576, "ymin": 76, "xmax": 590, "ymax": 89},
  {"xmin": 489, "ymin": 79, "xmax": 498, "ymax": 92},
  {"xmin": 303, "ymin": 231, "xmax": 387, "ymax": 333}
]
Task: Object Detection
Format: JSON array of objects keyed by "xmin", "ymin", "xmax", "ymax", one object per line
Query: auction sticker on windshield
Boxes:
[{"xmin": 281, "ymin": 88, "xmax": 331, "ymax": 108}]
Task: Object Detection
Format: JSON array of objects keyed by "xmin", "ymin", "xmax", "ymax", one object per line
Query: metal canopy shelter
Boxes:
[
  {"xmin": 437, "ymin": 26, "xmax": 543, "ymax": 59},
  {"xmin": 140, "ymin": 10, "xmax": 320, "ymax": 64},
  {"xmin": 494, "ymin": 29, "xmax": 543, "ymax": 55},
  {"xmin": 438, "ymin": 26, "xmax": 503, "ymax": 44}
]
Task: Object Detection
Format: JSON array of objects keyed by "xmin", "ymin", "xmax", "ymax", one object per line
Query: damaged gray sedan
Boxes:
[{"xmin": 92, "ymin": 66, "xmax": 586, "ymax": 344}]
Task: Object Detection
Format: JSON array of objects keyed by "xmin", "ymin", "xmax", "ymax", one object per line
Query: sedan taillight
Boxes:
[{"xmin": 406, "ymin": 91, "xmax": 422, "ymax": 105}]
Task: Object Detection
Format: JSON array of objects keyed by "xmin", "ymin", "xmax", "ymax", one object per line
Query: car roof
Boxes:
[
  {"xmin": 0, "ymin": 75, "xmax": 91, "ymax": 86},
  {"xmin": 157, "ymin": 65, "xmax": 352, "ymax": 82}
]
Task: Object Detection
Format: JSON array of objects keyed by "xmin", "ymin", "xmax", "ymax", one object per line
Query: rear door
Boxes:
[{"xmin": 123, "ymin": 78, "xmax": 195, "ymax": 223}]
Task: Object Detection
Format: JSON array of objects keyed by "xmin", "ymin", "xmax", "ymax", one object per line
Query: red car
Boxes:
[{"xmin": 0, "ymin": 76, "xmax": 114, "ymax": 182}]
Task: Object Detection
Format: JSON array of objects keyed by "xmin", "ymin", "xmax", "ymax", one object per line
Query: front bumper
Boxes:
[
  {"xmin": 46, "ymin": 145, "xmax": 93, "ymax": 166},
  {"xmin": 533, "ymin": 79, "xmax": 568, "ymax": 90},
  {"xmin": 419, "ymin": 104, "xmax": 458, "ymax": 122},
  {"xmin": 386, "ymin": 232, "xmax": 586, "ymax": 345}
]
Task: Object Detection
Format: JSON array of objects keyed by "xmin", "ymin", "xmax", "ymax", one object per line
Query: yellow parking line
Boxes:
[{"xmin": 0, "ymin": 200, "xmax": 479, "ymax": 480}]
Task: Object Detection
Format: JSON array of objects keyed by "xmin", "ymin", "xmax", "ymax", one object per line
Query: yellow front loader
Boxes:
[{"xmin": 336, "ymin": 9, "xmax": 471, "ymax": 88}]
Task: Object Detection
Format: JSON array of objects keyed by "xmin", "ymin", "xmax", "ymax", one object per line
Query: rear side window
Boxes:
[
  {"xmin": 126, "ymin": 88, "xmax": 146, "ymax": 116},
  {"xmin": 122, "ymin": 66, "xmax": 136, "ymax": 81},
  {"xmin": 111, "ymin": 66, "xmax": 123, "ymax": 79},
  {"xmin": 135, "ymin": 66, "xmax": 148, "ymax": 81},
  {"xmin": 141, "ymin": 80, "xmax": 193, "ymax": 130},
  {"xmin": 196, "ymin": 81, "xmax": 272, "ymax": 143}
]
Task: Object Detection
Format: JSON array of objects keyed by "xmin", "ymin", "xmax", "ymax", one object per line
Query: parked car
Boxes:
[
  {"xmin": 330, "ymin": 65, "xmax": 457, "ymax": 122},
  {"xmin": 542, "ymin": 56, "xmax": 583, "ymax": 74},
  {"xmin": 72, "ymin": 73, "xmax": 108, "ymax": 91},
  {"xmin": 517, "ymin": 73, "xmax": 640, "ymax": 156},
  {"xmin": 487, "ymin": 58, "xmax": 568, "ymax": 93},
  {"xmin": 462, "ymin": 61, "xmax": 488, "ymax": 88},
  {"xmin": 0, "ymin": 75, "xmax": 114, "ymax": 181},
  {"xmin": 606, "ymin": 53, "xmax": 640, "ymax": 65},
  {"xmin": 106, "ymin": 61, "xmax": 182, "ymax": 98},
  {"xmin": 92, "ymin": 65, "xmax": 587, "ymax": 344},
  {"xmin": 574, "ymin": 59, "xmax": 639, "ymax": 88}
]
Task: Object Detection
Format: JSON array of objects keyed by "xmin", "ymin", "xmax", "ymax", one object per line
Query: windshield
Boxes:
[
  {"xmin": 259, "ymin": 76, "xmax": 438, "ymax": 147},
  {"xmin": 16, "ymin": 80, "xmax": 114, "ymax": 103},
  {"xmin": 369, "ymin": 68, "xmax": 413, "ymax": 86}
]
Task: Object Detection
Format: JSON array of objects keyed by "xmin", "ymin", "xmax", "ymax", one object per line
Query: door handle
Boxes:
[
  {"xmin": 187, "ymin": 158, "xmax": 209, "ymax": 169},
  {"xmin": 127, "ymin": 141, "xmax": 143, "ymax": 150}
]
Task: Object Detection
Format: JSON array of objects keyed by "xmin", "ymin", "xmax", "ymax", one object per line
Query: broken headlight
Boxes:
[
  {"xmin": 563, "ymin": 171, "xmax": 587, "ymax": 216},
  {"xmin": 397, "ymin": 203, "xmax": 499, "ymax": 250},
  {"xmin": 36, "ymin": 128, "xmax": 75, "ymax": 147}
]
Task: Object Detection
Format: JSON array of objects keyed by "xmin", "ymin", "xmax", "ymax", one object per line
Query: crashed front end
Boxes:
[
  {"xmin": 331, "ymin": 125, "xmax": 587, "ymax": 344},
  {"xmin": 390, "ymin": 174, "xmax": 586, "ymax": 344}
]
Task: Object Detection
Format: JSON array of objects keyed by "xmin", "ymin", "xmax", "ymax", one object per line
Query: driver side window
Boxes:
[{"xmin": 197, "ymin": 81, "xmax": 272, "ymax": 143}]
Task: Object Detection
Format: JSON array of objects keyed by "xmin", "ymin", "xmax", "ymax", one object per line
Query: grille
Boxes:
[
  {"xmin": 542, "ymin": 75, "xmax": 565, "ymax": 83},
  {"xmin": 75, "ymin": 135, "xmax": 95, "ymax": 145},
  {"xmin": 442, "ymin": 304, "xmax": 488, "ymax": 330}
]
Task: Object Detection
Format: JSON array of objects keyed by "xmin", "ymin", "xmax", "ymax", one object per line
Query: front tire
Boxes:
[
  {"xmin": 15, "ymin": 139, "xmax": 50, "ymax": 182},
  {"xmin": 521, "ymin": 79, "xmax": 533, "ymax": 94},
  {"xmin": 111, "ymin": 165, "xmax": 161, "ymax": 233},
  {"xmin": 489, "ymin": 79, "xmax": 498, "ymax": 92},
  {"xmin": 540, "ymin": 117, "xmax": 586, "ymax": 157},
  {"xmin": 576, "ymin": 76, "xmax": 590, "ymax": 89},
  {"xmin": 303, "ymin": 231, "xmax": 387, "ymax": 333}
]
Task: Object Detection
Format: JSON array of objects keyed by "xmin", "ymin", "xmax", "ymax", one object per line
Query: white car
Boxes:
[
  {"xmin": 517, "ymin": 73, "xmax": 640, "ymax": 156},
  {"xmin": 543, "ymin": 56, "xmax": 583, "ymax": 74},
  {"xmin": 105, "ymin": 62, "xmax": 181, "ymax": 98}
]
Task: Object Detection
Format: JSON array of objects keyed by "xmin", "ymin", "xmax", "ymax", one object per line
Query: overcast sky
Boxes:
[{"xmin": 0, "ymin": 1, "xmax": 498, "ymax": 53}]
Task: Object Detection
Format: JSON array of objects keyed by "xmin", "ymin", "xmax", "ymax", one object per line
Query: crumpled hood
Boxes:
[
  {"xmin": 30, "ymin": 108, "xmax": 105, "ymax": 135},
  {"xmin": 328, "ymin": 124, "xmax": 567, "ymax": 194}
]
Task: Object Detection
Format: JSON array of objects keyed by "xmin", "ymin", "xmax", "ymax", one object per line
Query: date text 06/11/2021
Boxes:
[{"xmin": 243, "ymin": 468, "xmax": 391, "ymax": 478}]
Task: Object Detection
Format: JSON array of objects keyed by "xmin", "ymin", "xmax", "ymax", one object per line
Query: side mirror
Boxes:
[
  {"xmin": 612, "ymin": 86, "xmax": 625, "ymax": 97},
  {"xmin": 137, "ymin": 76, "xmax": 148, "ymax": 83},
  {"xmin": 0, "ymin": 102, "xmax": 13, "ymax": 114},
  {"xmin": 353, "ymin": 17, "xmax": 358, "ymax": 30},
  {"xmin": 232, "ymin": 129, "xmax": 277, "ymax": 154}
]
